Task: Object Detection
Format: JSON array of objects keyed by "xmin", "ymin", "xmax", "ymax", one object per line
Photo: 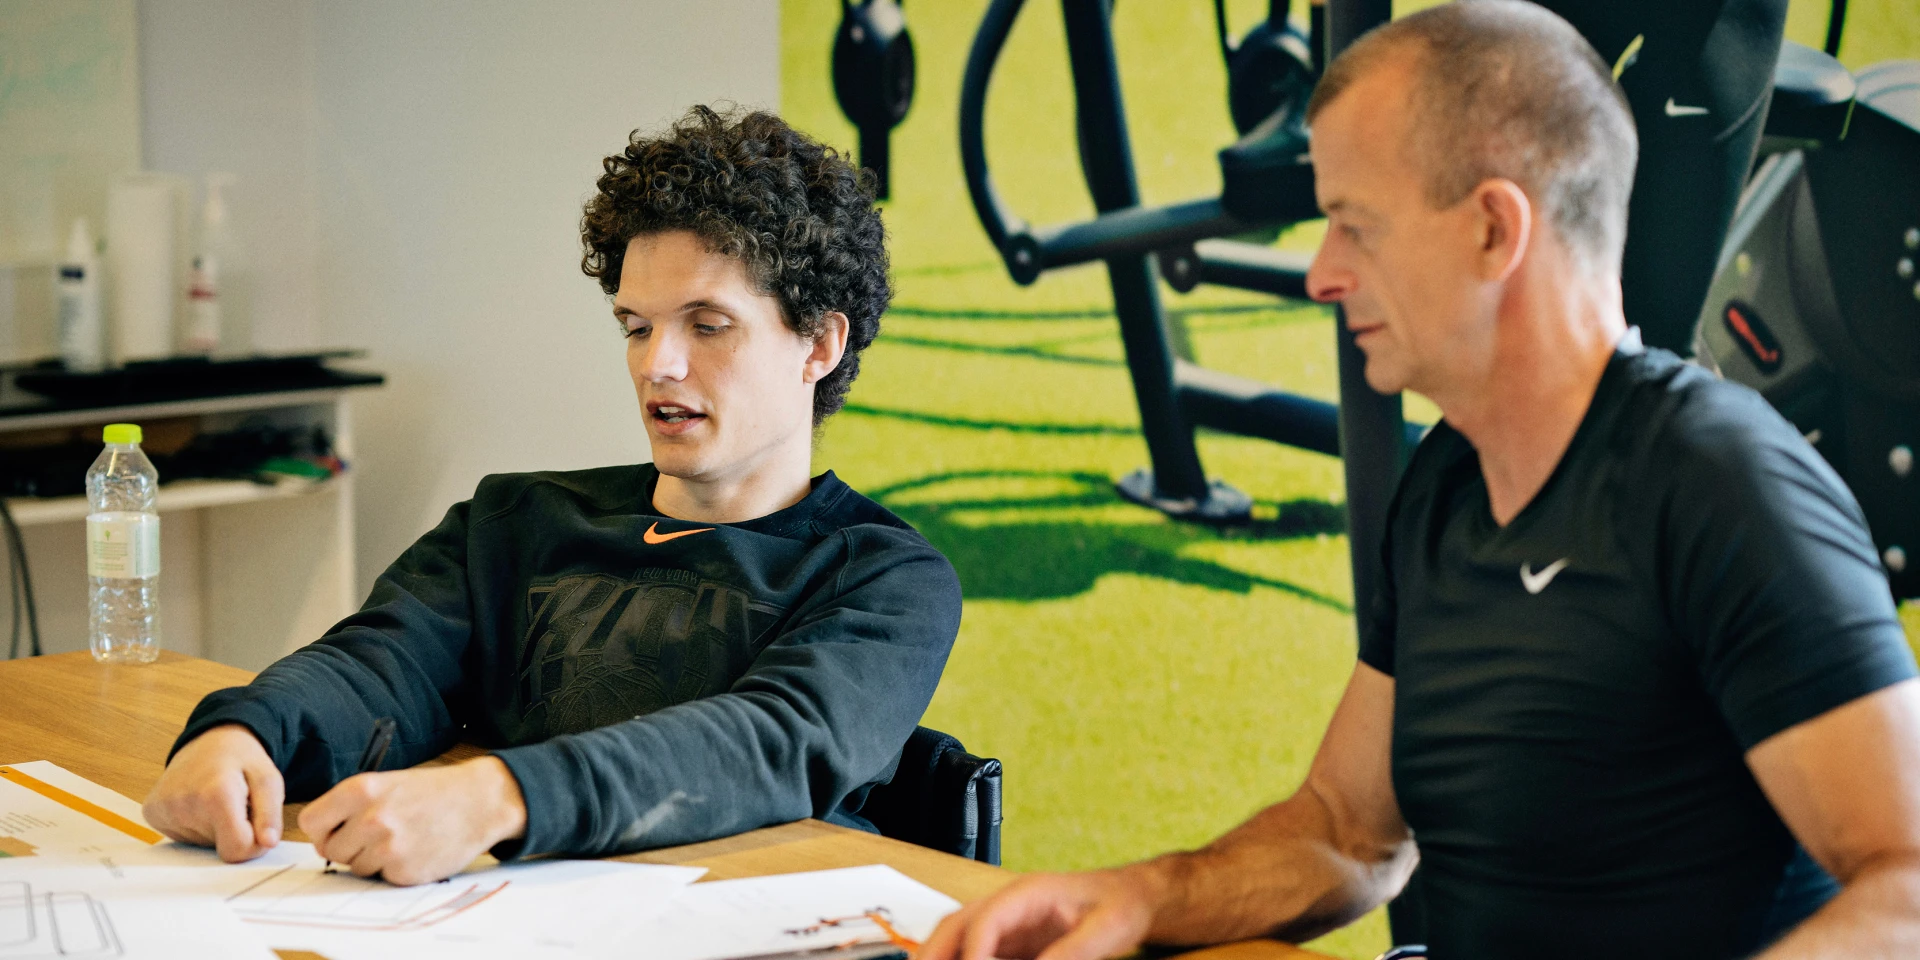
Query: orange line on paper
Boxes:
[
  {"xmin": 241, "ymin": 881, "xmax": 510, "ymax": 932},
  {"xmin": 0, "ymin": 766, "xmax": 163, "ymax": 845}
]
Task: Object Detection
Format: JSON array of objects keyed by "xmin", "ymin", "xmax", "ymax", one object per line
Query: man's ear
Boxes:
[
  {"xmin": 803, "ymin": 311, "xmax": 851, "ymax": 385},
  {"xmin": 1474, "ymin": 179, "xmax": 1532, "ymax": 283}
]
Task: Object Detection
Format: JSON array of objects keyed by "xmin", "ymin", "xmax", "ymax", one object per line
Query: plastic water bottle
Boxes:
[{"xmin": 86, "ymin": 424, "xmax": 160, "ymax": 663}]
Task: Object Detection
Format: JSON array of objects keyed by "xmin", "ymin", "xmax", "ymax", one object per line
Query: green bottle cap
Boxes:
[{"xmin": 102, "ymin": 423, "xmax": 142, "ymax": 445}]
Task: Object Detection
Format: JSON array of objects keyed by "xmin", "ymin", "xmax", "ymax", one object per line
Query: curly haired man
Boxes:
[{"xmin": 142, "ymin": 106, "xmax": 962, "ymax": 884}]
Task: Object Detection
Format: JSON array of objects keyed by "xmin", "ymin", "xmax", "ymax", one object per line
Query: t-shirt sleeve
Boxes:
[{"xmin": 1656, "ymin": 389, "xmax": 1916, "ymax": 751}]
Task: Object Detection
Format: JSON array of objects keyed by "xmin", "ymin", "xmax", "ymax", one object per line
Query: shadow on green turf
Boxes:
[
  {"xmin": 843, "ymin": 404, "xmax": 1139, "ymax": 435},
  {"xmin": 870, "ymin": 470, "xmax": 1351, "ymax": 612}
]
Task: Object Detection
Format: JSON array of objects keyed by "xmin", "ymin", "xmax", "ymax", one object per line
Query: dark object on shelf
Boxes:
[
  {"xmin": 0, "ymin": 422, "xmax": 340, "ymax": 500},
  {"xmin": 12, "ymin": 352, "xmax": 382, "ymax": 407}
]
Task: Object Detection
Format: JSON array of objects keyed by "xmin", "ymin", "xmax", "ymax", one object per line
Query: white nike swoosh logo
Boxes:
[
  {"xmin": 1520, "ymin": 558, "xmax": 1571, "ymax": 595},
  {"xmin": 1664, "ymin": 98, "xmax": 1709, "ymax": 117}
]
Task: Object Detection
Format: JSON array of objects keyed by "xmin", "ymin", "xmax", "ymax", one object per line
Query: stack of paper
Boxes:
[{"xmin": 0, "ymin": 761, "xmax": 967, "ymax": 959}]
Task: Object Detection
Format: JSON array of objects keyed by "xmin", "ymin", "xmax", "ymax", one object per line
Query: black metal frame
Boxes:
[{"xmin": 959, "ymin": 0, "xmax": 1403, "ymax": 603}]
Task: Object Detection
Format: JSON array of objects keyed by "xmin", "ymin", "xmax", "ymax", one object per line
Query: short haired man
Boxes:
[
  {"xmin": 924, "ymin": 3, "xmax": 1920, "ymax": 957},
  {"xmin": 143, "ymin": 106, "xmax": 962, "ymax": 885}
]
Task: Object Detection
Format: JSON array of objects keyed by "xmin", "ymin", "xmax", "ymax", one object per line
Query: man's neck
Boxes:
[
  {"xmin": 1431, "ymin": 265, "xmax": 1627, "ymax": 527},
  {"xmin": 651, "ymin": 437, "xmax": 816, "ymax": 524}
]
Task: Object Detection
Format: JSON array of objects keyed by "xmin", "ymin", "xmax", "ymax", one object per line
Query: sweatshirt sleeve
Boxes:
[
  {"xmin": 170, "ymin": 501, "xmax": 478, "ymax": 801},
  {"xmin": 489, "ymin": 525, "xmax": 962, "ymax": 859}
]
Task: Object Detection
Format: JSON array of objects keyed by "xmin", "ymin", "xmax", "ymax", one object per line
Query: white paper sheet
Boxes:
[
  {"xmin": 627, "ymin": 865, "xmax": 961, "ymax": 960},
  {"xmin": 0, "ymin": 762, "xmax": 706, "ymax": 958},
  {"xmin": 0, "ymin": 867, "xmax": 276, "ymax": 959},
  {"xmin": 0, "ymin": 762, "xmax": 300, "ymax": 872},
  {"xmin": 222, "ymin": 845, "xmax": 704, "ymax": 958},
  {"xmin": 0, "ymin": 762, "xmax": 177, "ymax": 867}
]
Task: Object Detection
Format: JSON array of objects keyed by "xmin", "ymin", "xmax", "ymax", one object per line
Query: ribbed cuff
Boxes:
[
  {"xmin": 490, "ymin": 741, "xmax": 582, "ymax": 861},
  {"xmin": 170, "ymin": 692, "xmax": 284, "ymax": 766}
]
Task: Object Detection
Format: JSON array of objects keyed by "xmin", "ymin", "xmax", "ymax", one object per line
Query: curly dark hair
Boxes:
[{"xmin": 581, "ymin": 105, "xmax": 890, "ymax": 426}]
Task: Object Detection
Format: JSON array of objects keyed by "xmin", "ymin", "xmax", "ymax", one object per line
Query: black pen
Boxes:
[{"xmin": 323, "ymin": 717, "xmax": 396, "ymax": 873}]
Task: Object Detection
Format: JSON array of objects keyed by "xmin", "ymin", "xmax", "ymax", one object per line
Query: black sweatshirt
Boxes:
[{"xmin": 173, "ymin": 464, "xmax": 962, "ymax": 859}]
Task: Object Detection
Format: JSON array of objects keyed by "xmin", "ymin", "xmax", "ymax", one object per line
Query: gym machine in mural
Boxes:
[{"xmin": 832, "ymin": 0, "xmax": 1920, "ymax": 601}]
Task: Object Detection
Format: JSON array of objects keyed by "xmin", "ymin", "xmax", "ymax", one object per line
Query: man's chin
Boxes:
[
  {"xmin": 1359, "ymin": 356, "xmax": 1410, "ymax": 396},
  {"xmin": 645, "ymin": 445, "xmax": 710, "ymax": 481}
]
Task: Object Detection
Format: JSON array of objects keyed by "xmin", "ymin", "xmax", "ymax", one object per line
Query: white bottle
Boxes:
[
  {"xmin": 183, "ymin": 176, "xmax": 229, "ymax": 355},
  {"xmin": 86, "ymin": 423, "xmax": 160, "ymax": 664},
  {"xmin": 56, "ymin": 219, "xmax": 105, "ymax": 372}
]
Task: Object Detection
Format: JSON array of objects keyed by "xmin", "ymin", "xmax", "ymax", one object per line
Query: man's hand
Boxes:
[
  {"xmin": 297, "ymin": 756, "xmax": 527, "ymax": 886},
  {"xmin": 919, "ymin": 866, "xmax": 1164, "ymax": 960},
  {"xmin": 142, "ymin": 723, "xmax": 284, "ymax": 862},
  {"xmin": 925, "ymin": 665, "xmax": 1411, "ymax": 959}
]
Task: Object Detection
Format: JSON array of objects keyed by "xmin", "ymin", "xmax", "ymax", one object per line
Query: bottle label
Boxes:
[{"xmin": 87, "ymin": 513, "xmax": 159, "ymax": 579}]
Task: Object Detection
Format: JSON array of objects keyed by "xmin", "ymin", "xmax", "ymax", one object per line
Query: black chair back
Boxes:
[{"xmin": 860, "ymin": 726, "xmax": 1003, "ymax": 865}]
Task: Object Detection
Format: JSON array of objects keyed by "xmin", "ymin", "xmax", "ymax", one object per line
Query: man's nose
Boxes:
[
  {"xmin": 639, "ymin": 328, "xmax": 689, "ymax": 382},
  {"xmin": 1305, "ymin": 244, "xmax": 1353, "ymax": 304}
]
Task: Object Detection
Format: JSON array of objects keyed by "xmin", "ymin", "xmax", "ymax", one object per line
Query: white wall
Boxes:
[
  {"xmin": 139, "ymin": 0, "xmax": 320, "ymax": 354},
  {"xmin": 139, "ymin": 0, "xmax": 780, "ymax": 600}
]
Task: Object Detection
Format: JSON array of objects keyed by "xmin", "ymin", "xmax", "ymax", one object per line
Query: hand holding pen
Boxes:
[{"xmin": 322, "ymin": 717, "xmax": 395, "ymax": 874}]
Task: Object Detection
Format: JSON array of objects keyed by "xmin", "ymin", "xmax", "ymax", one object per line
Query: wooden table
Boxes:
[{"xmin": 0, "ymin": 651, "xmax": 1329, "ymax": 959}]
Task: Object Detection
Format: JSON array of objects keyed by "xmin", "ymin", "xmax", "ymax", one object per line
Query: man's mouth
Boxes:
[
  {"xmin": 648, "ymin": 402, "xmax": 707, "ymax": 426},
  {"xmin": 1348, "ymin": 320, "xmax": 1384, "ymax": 342}
]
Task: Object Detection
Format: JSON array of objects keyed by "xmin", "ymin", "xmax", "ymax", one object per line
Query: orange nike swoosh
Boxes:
[{"xmin": 643, "ymin": 522, "xmax": 715, "ymax": 545}]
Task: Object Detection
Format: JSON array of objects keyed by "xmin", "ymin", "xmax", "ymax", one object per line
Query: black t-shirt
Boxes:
[{"xmin": 1361, "ymin": 343, "xmax": 1915, "ymax": 958}]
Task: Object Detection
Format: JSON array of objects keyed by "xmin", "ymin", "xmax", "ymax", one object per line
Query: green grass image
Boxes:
[{"xmin": 782, "ymin": 2, "xmax": 1920, "ymax": 956}]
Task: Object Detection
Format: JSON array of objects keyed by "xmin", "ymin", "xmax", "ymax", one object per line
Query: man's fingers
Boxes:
[
  {"xmin": 148, "ymin": 805, "xmax": 212, "ymax": 848},
  {"xmin": 209, "ymin": 776, "xmax": 260, "ymax": 862},
  {"xmin": 1033, "ymin": 904, "xmax": 1146, "ymax": 960},
  {"xmin": 243, "ymin": 765, "xmax": 284, "ymax": 848},
  {"xmin": 918, "ymin": 908, "xmax": 974, "ymax": 960},
  {"xmin": 298, "ymin": 783, "xmax": 354, "ymax": 859},
  {"xmin": 959, "ymin": 905, "xmax": 1016, "ymax": 960}
]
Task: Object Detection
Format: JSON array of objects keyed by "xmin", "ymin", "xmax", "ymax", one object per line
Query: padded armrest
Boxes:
[{"xmin": 860, "ymin": 726, "xmax": 1005, "ymax": 865}]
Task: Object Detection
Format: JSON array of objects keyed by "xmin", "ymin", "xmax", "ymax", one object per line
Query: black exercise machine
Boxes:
[
  {"xmin": 960, "ymin": 0, "xmax": 1410, "ymax": 618},
  {"xmin": 1691, "ymin": 38, "xmax": 1920, "ymax": 600},
  {"xmin": 833, "ymin": 0, "xmax": 915, "ymax": 199}
]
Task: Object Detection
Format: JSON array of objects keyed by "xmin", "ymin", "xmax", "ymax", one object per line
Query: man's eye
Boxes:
[
  {"xmin": 694, "ymin": 323, "xmax": 725, "ymax": 335},
  {"xmin": 622, "ymin": 324, "xmax": 650, "ymax": 339}
]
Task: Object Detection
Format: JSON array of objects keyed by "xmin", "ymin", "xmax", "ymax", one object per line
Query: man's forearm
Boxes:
[
  {"xmin": 1131, "ymin": 783, "xmax": 1417, "ymax": 946},
  {"xmin": 1758, "ymin": 858, "xmax": 1920, "ymax": 959}
]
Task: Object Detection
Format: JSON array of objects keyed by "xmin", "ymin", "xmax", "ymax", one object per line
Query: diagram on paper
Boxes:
[
  {"xmin": 0, "ymin": 880, "xmax": 122, "ymax": 958},
  {"xmin": 784, "ymin": 908, "xmax": 913, "ymax": 948},
  {"xmin": 226, "ymin": 865, "xmax": 508, "ymax": 931}
]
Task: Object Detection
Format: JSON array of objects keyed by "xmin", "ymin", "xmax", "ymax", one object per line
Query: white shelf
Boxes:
[
  {"xmin": 5, "ymin": 474, "xmax": 337, "ymax": 527},
  {"xmin": 0, "ymin": 387, "xmax": 368, "ymax": 433}
]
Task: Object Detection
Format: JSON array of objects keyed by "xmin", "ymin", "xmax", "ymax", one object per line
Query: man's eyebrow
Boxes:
[
  {"xmin": 1322, "ymin": 199, "xmax": 1381, "ymax": 224},
  {"xmin": 611, "ymin": 298, "xmax": 735, "ymax": 318}
]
